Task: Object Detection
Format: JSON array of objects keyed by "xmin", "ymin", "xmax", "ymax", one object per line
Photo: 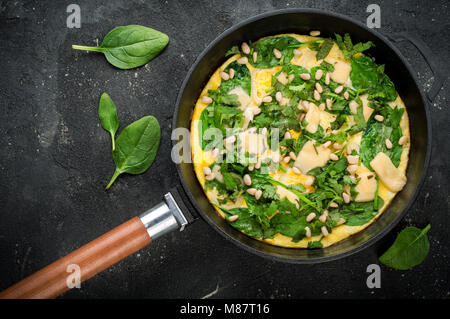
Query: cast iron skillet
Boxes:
[
  {"xmin": 1, "ymin": 9, "xmax": 438, "ymax": 298},
  {"xmin": 173, "ymin": 8, "xmax": 433, "ymax": 263}
]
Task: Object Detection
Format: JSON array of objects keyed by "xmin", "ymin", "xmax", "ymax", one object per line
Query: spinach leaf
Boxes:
[
  {"xmin": 338, "ymin": 197, "xmax": 384, "ymax": 226},
  {"xmin": 249, "ymin": 36, "xmax": 301, "ymax": 68},
  {"xmin": 350, "ymin": 55, "xmax": 397, "ymax": 102},
  {"xmin": 98, "ymin": 93, "xmax": 119, "ymax": 151},
  {"xmin": 379, "ymin": 224, "xmax": 431, "ymax": 270},
  {"xmin": 72, "ymin": 25, "xmax": 169, "ymax": 69},
  {"xmin": 106, "ymin": 115, "xmax": 161, "ymax": 189},
  {"xmin": 221, "ymin": 61, "xmax": 252, "ymax": 95},
  {"xmin": 334, "ymin": 33, "xmax": 375, "ymax": 60},
  {"xmin": 316, "ymin": 38, "xmax": 334, "ymax": 60}
]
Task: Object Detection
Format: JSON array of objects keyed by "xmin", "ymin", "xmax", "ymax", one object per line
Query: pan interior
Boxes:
[{"xmin": 174, "ymin": 10, "xmax": 429, "ymax": 262}]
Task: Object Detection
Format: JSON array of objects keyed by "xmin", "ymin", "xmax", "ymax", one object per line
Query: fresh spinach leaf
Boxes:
[
  {"xmin": 334, "ymin": 33, "xmax": 375, "ymax": 60},
  {"xmin": 379, "ymin": 224, "xmax": 431, "ymax": 270},
  {"xmin": 249, "ymin": 36, "xmax": 301, "ymax": 68},
  {"xmin": 316, "ymin": 38, "xmax": 334, "ymax": 60},
  {"xmin": 72, "ymin": 25, "xmax": 169, "ymax": 69},
  {"xmin": 98, "ymin": 93, "xmax": 119, "ymax": 151},
  {"xmin": 106, "ymin": 115, "xmax": 161, "ymax": 189}
]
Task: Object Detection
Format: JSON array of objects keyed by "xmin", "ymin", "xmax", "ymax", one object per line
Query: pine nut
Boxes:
[
  {"xmin": 304, "ymin": 176, "xmax": 314, "ymax": 186},
  {"xmin": 275, "ymin": 91, "xmax": 283, "ymax": 102},
  {"xmin": 302, "ymin": 100, "xmax": 310, "ymax": 111},
  {"xmin": 334, "ymin": 85, "xmax": 344, "ymax": 94},
  {"xmin": 325, "ymin": 72, "xmax": 330, "ymax": 85},
  {"xmin": 292, "ymin": 167, "xmax": 301, "ymax": 174},
  {"xmin": 284, "ymin": 131, "xmax": 291, "ymax": 139},
  {"xmin": 255, "ymin": 159, "xmax": 262, "ymax": 169},
  {"xmin": 220, "ymin": 71, "xmax": 229, "ymax": 81},
  {"xmin": 228, "ymin": 68, "xmax": 235, "ymax": 79},
  {"xmin": 262, "ymin": 96, "xmax": 272, "ymax": 103},
  {"xmin": 237, "ymin": 57, "xmax": 248, "ymax": 64},
  {"xmin": 333, "ymin": 142, "xmax": 344, "ymax": 150},
  {"xmin": 342, "ymin": 192, "xmax": 351, "ymax": 204},
  {"xmin": 211, "ymin": 148, "xmax": 219, "ymax": 158},
  {"xmin": 288, "ymin": 74, "xmax": 295, "ymax": 82},
  {"xmin": 243, "ymin": 174, "xmax": 252, "ymax": 186},
  {"xmin": 329, "ymin": 153, "xmax": 339, "ymax": 161},
  {"xmin": 323, "ymin": 141, "xmax": 331, "ymax": 148},
  {"xmin": 293, "ymin": 49, "xmax": 302, "ymax": 57},
  {"xmin": 314, "ymin": 90, "xmax": 321, "ymax": 101},
  {"xmin": 321, "ymin": 226, "xmax": 329, "ymax": 236},
  {"xmin": 315, "ymin": 69, "xmax": 323, "ymax": 80},
  {"xmin": 337, "ymin": 218, "xmax": 346, "ymax": 226},
  {"xmin": 375, "ymin": 115, "xmax": 384, "ymax": 122},
  {"xmin": 272, "ymin": 152, "xmax": 280, "ymax": 163},
  {"xmin": 252, "ymin": 51, "xmax": 258, "ymax": 63},
  {"xmin": 283, "ymin": 156, "xmax": 291, "ymax": 163},
  {"xmin": 319, "ymin": 103, "xmax": 325, "ymax": 111},
  {"xmin": 306, "ymin": 212, "xmax": 316, "ymax": 222},
  {"xmin": 398, "ymin": 136, "xmax": 408, "ymax": 145},
  {"xmin": 310, "ymin": 30, "xmax": 321, "ymax": 36},
  {"xmin": 319, "ymin": 210, "xmax": 328, "ymax": 223},
  {"xmin": 205, "ymin": 173, "xmax": 215, "ymax": 181},
  {"xmin": 252, "ymin": 107, "xmax": 261, "ymax": 115},
  {"xmin": 385, "ymin": 138, "xmax": 393, "ymax": 149},
  {"xmin": 201, "ymin": 96, "xmax": 213, "ymax": 104},
  {"xmin": 255, "ymin": 189, "xmax": 263, "ymax": 200},
  {"xmin": 224, "ymin": 135, "xmax": 236, "ymax": 145},
  {"xmin": 347, "ymin": 155, "xmax": 359, "ymax": 164},
  {"xmin": 273, "ymin": 48, "xmax": 282, "ymax": 59},
  {"xmin": 305, "ymin": 226, "xmax": 312, "ymax": 238},
  {"xmin": 248, "ymin": 165, "xmax": 254, "ymax": 171},
  {"xmin": 344, "ymin": 91, "xmax": 349, "ymax": 100},
  {"xmin": 315, "ymin": 82, "xmax": 323, "ymax": 93},
  {"xmin": 203, "ymin": 166, "xmax": 212, "ymax": 175},
  {"xmin": 326, "ymin": 98, "xmax": 332, "ymax": 110},
  {"xmin": 300, "ymin": 73, "xmax": 311, "ymax": 81},
  {"xmin": 347, "ymin": 164, "xmax": 358, "ymax": 174},
  {"xmin": 228, "ymin": 215, "xmax": 239, "ymax": 222},
  {"xmin": 247, "ymin": 188, "xmax": 257, "ymax": 195},
  {"xmin": 299, "ymin": 113, "xmax": 305, "ymax": 122},
  {"xmin": 329, "ymin": 202, "xmax": 339, "ymax": 208},
  {"xmin": 241, "ymin": 42, "xmax": 250, "ymax": 55},
  {"xmin": 289, "ymin": 152, "xmax": 297, "ymax": 160}
]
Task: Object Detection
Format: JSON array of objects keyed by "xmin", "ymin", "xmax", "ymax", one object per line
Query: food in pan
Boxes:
[{"xmin": 191, "ymin": 32, "xmax": 410, "ymax": 248}]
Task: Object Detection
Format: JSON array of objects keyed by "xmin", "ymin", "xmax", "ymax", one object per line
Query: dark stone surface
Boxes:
[{"xmin": 0, "ymin": 0, "xmax": 448, "ymax": 299}]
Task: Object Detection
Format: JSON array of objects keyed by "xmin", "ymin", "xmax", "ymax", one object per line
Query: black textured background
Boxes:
[{"xmin": 0, "ymin": 0, "xmax": 449, "ymax": 299}]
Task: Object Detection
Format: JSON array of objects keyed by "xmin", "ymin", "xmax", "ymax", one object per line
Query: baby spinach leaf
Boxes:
[
  {"xmin": 334, "ymin": 33, "xmax": 375, "ymax": 60},
  {"xmin": 249, "ymin": 36, "xmax": 301, "ymax": 68},
  {"xmin": 106, "ymin": 115, "xmax": 161, "ymax": 189},
  {"xmin": 98, "ymin": 93, "xmax": 119, "ymax": 151},
  {"xmin": 316, "ymin": 38, "xmax": 334, "ymax": 60},
  {"xmin": 72, "ymin": 25, "xmax": 169, "ymax": 69},
  {"xmin": 379, "ymin": 224, "xmax": 431, "ymax": 270}
]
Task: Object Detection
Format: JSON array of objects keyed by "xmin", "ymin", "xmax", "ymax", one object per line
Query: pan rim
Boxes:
[{"xmin": 172, "ymin": 8, "xmax": 432, "ymax": 264}]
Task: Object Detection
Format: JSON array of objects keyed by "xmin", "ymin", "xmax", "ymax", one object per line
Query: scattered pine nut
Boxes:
[
  {"xmin": 203, "ymin": 166, "xmax": 212, "ymax": 175},
  {"xmin": 385, "ymin": 138, "xmax": 393, "ymax": 149},
  {"xmin": 252, "ymin": 107, "xmax": 261, "ymax": 115},
  {"xmin": 220, "ymin": 71, "xmax": 230, "ymax": 80},
  {"xmin": 315, "ymin": 82, "xmax": 323, "ymax": 93},
  {"xmin": 247, "ymin": 188, "xmax": 257, "ymax": 195},
  {"xmin": 228, "ymin": 68, "xmax": 235, "ymax": 79},
  {"xmin": 329, "ymin": 202, "xmax": 339, "ymax": 208},
  {"xmin": 283, "ymin": 156, "xmax": 291, "ymax": 163},
  {"xmin": 248, "ymin": 165, "xmax": 254, "ymax": 171},
  {"xmin": 329, "ymin": 153, "xmax": 339, "ymax": 161},
  {"xmin": 255, "ymin": 189, "xmax": 263, "ymax": 200},
  {"xmin": 314, "ymin": 90, "xmax": 321, "ymax": 101},
  {"xmin": 304, "ymin": 176, "xmax": 314, "ymax": 186},
  {"xmin": 300, "ymin": 73, "xmax": 311, "ymax": 80},
  {"xmin": 310, "ymin": 30, "xmax": 321, "ymax": 36},
  {"xmin": 201, "ymin": 96, "xmax": 213, "ymax": 104},
  {"xmin": 292, "ymin": 167, "xmax": 301, "ymax": 175},
  {"xmin": 243, "ymin": 174, "xmax": 252, "ymax": 186},
  {"xmin": 241, "ymin": 42, "xmax": 250, "ymax": 55},
  {"xmin": 288, "ymin": 74, "xmax": 295, "ymax": 82},
  {"xmin": 347, "ymin": 155, "xmax": 359, "ymax": 164},
  {"xmin": 319, "ymin": 103, "xmax": 325, "ymax": 111},
  {"xmin": 342, "ymin": 192, "xmax": 351, "ymax": 203},
  {"xmin": 321, "ymin": 226, "xmax": 329, "ymax": 236},
  {"xmin": 284, "ymin": 131, "xmax": 291, "ymax": 139},
  {"xmin": 305, "ymin": 226, "xmax": 312, "ymax": 238},
  {"xmin": 306, "ymin": 212, "xmax": 316, "ymax": 222},
  {"xmin": 325, "ymin": 72, "xmax": 330, "ymax": 85},
  {"xmin": 343, "ymin": 91, "xmax": 349, "ymax": 100},
  {"xmin": 262, "ymin": 96, "xmax": 272, "ymax": 103},
  {"xmin": 398, "ymin": 136, "xmax": 408, "ymax": 145},
  {"xmin": 205, "ymin": 173, "xmax": 215, "ymax": 181},
  {"xmin": 211, "ymin": 148, "xmax": 219, "ymax": 158},
  {"xmin": 319, "ymin": 210, "xmax": 328, "ymax": 223},
  {"xmin": 228, "ymin": 215, "xmax": 239, "ymax": 222},
  {"xmin": 334, "ymin": 85, "xmax": 344, "ymax": 94},
  {"xmin": 315, "ymin": 69, "xmax": 323, "ymax": 80},
  {"xmin": 275, "ymin": 91, "xmax": 283, "ymax": 102},
  {"xmin": 237, "ymin": 57, "xmax": 248, "ymax": 64},
  {"xmin": 289, "ymin": 152, "xmax": 297, "ymax": 160},
  {"xmin": 333, "ymin": 142, "xmax": 344, "ymax": 150},
  {"xmin": 326, "ymin": 98, "xmax": 332, "ymax": 110},
  {"xmin": 293, "ymin": 48, "xmax": 302, "ymax": 57},
  {"xmin": 375, "ymin": 115, "xmax": 384, "ymax": 122},
  {"xmin": 252, "ymin": 51, "xmax": 258, "ymax": 63},
  {"xmin": 323, "ymin": 141, "xmax": 331, "ymax": 148},
  {"xmin": 347, "ymin": 164, "xmax": 358, "ymax": 174},
  {"xmin": 224, "ymin": 135, "xmax": 236, "ymax": 145},
  {"xmin": 273, "ymin": 48, "xmax": 282, "ymax": 59}
]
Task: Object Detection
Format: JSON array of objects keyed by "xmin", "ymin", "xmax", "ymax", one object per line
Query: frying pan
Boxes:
[{"xmin": 0, "ymin": 9, "xmax": 440, "ymax": 298}]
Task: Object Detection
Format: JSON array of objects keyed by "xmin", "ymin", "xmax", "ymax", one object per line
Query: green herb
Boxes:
[
  {"xmin": 72, "ymin": 25, "xmax": 169, "ymax": 69},
  {"xmin": 106, "ymin": 115, "xmax": 161, "ymax": 189},
  {"xmin": 248, "ymin": 36, "xmax": 301, "ymax": 68},
  {"xmin": 334, "ymin": 33, "xmax": 375, "ymax": 60},
  {"xmin": 316, "ymin": 38, "xmax": 334, "ymax": 60},
  {"xmin": 307, "ymin": 240, "xmax": 323, "ymax": 249},
  {"xmin": 98, "ymin": 93, "xmax": 119, "ymax": 151},
  {"xmin": 379, "ymin": 225, "xmax": 431, "ymax": 270}
]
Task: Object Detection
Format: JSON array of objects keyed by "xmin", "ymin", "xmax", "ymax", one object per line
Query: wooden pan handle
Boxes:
[{"xmin": 0, "ymin": 216, "xmax": 151, "ymax": 299}]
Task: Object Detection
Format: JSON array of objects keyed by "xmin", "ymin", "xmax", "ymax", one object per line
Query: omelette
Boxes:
[{"xmin": 190, "ymin": 32, "xmax": 410, "ymax": 248}]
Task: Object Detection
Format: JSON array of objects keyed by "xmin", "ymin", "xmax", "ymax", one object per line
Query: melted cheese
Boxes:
[
  {"xmin": 324, "ymin": 56, "xmax": 352, "ymax": 84},
  {"xmin": 349, "ymin": 94, "xmax": 374, "ymax": 122},
  {"xmin": 228, "ymin": 87, "xmax": 251, "ymax": 110},
  {"xmin": 294, "ymin": 140, "xmax": 331, "ymax": 174},
  {"xmin": 370, "ymin": 152, "xmax": 407, "ymax": 192},
  {"xmin": 354, "ymin": 171, "xmax": 377, "ymax": 202},
  {"xmin": 305, "ymin": 103, "xmax": 320, "ymax": 133}
]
